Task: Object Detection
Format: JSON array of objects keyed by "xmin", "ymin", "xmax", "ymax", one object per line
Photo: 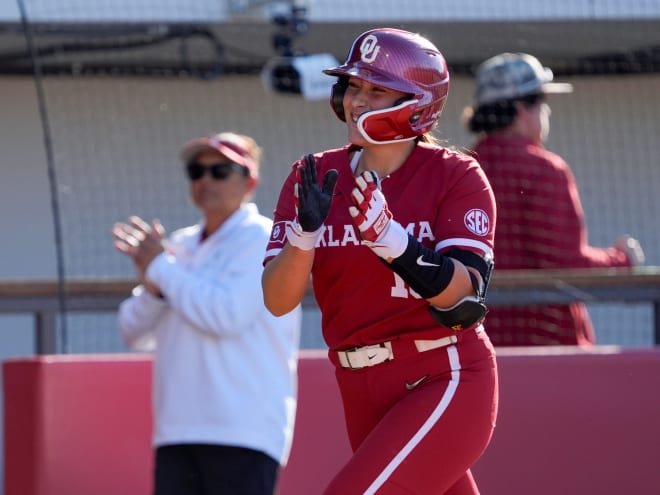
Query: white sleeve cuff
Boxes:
[
  {"xmin": 364, "ymin": 220, "xmax": 409, "ymax": 260},
  {"xmin": 285, "ymin": 219, "xmax": 322, "ymax": 251}
]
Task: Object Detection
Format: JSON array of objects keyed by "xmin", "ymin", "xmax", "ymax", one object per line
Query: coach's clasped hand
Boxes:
[
  {"xmin": 286, "ymin": 154, "xmax": 338, "ymax": 251},
  {"xmin": 349, "ymin": 170, "xmax": 408, "ymax": 260},
  {"xmin": 112, "ymin": 216, "xmax": 166, "ymax": 298}
]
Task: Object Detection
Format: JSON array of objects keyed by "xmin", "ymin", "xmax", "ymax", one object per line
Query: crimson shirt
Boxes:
[
  {"xmin": 265, "ymin": 143, "xmax": 495, "ymax": 351},
  {"xmin": 473, "ymin": 134, "xmax": 631, "ymax": 345}
]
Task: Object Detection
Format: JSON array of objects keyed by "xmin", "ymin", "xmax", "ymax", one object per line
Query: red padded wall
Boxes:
[
  {"xmin": 3, "ymin": 355, "xmax": 153, "ymax": 495},
  {"xmin": 4, "ymin": 348, "xmax": 660, "ymax": 495},
  {"xmin": 472, "ymin": 347, "xmax": 660, "ymax": 494}
]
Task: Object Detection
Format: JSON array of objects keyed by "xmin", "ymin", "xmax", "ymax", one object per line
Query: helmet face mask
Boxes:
[
  {"xmin": 324, "ymin": 28, "xmax": 450, "ymax": 144},
  {"xmin": 357, "ymin": 99, "xmax": 419, "ymax": 144}
]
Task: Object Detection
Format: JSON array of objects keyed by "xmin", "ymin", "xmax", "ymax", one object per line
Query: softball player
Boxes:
[{"xmin": 263, "ymin": 29, "xmax": 498, "ymax": 494}]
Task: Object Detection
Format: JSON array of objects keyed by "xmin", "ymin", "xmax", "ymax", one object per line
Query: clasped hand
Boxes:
[{"xmin": 112, "ymin": 216, "xmax": 166, "ymax": 296}]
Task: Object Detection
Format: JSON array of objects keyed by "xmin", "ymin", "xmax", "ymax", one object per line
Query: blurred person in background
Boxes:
[
  {"xmin": 112, "ymin": 132, "xmax": 301, "ymax": 495},
  {"xmin": 263, "ymin": 28, "xmax": 497, "ymax": 494},
  {"xmin": 463, "ymin": 52, "xmax": 645, "ymax": 346}
]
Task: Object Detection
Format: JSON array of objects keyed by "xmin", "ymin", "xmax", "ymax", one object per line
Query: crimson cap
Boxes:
[{"xmin": 180, "ymin": 133, "xmax": 258, "ymax": 179}]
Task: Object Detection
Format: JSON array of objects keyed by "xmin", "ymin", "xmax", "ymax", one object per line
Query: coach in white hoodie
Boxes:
[{"xmin": 113, "ymin": 132, "xmax": 301, "ymax": 495}]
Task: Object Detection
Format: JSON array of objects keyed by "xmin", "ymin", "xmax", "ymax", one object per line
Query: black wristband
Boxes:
[{"xmin": 388, "ymin": 235, "xmax": 455, "ymax": 299}]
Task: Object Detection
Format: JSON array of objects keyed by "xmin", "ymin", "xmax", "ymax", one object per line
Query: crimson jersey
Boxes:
[
  {"xmin": 265, "ymin": 142, "xmax": 495, "ymax": 351},
  {"xmin": 473, "ymin": 134, "xmax": 631, "ymax": 345}
]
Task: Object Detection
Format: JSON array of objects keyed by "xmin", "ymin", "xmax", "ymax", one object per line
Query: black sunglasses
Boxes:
[{"xmin": 185, "ymin": 162, "xmax": 249, "ymax": 181}]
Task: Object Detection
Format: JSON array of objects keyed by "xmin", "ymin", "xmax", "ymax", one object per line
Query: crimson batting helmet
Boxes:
[{"xmin": 323, "ymin": 28, "xmax": 450, "ymax": 144}]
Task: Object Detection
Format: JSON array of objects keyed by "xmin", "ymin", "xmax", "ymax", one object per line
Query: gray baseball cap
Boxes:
[{"xmin": 474, "ymin": 52, "xmax": 573, "ymax": 106}]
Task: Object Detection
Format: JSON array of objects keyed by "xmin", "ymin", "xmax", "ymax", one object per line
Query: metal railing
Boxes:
[{"xmin": 0, "ymin": 267, "xmax": 659, "ymax": 353}]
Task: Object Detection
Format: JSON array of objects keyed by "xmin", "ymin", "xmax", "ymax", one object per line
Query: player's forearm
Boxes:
[
  {"xmin": 262, "ymin": 243, "xmax": 313, "ymax": 316},
  {"xmin": 424, "ymin": 259, "xmax": 474, "ymax": 307}
]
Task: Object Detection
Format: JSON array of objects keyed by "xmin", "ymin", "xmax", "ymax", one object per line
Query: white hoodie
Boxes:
[{"xmin": 118, "ymin": 203, "xmax": 301, "ymax": 465}]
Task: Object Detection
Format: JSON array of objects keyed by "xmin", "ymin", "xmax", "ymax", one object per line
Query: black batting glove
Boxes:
[
  {"xmin": 296, "ymin": 154, "xmax": 338, "ymax": 232},
  {"xmin": 286, "ymin": 154, "xmax": 338, "ymax": 251}
]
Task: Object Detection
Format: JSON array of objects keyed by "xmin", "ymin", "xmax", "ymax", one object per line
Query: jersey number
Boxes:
[{"xmin": 391, "ymin": 273, "xmax": 422, "ymax": 299}]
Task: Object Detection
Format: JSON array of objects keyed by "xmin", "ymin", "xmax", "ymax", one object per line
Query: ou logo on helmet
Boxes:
[
  {"xmin": 360, "ymin": 34, "xmax": 381, "ymax": 63},
  {"xmin": 464, "ymin": 209, "xmax": 490, "ymax": 236}
]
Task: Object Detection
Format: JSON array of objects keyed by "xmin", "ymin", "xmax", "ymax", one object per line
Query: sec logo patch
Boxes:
[{"xmin": 464, "ymin": 209, "xmax": 490, "ymax": 236}]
